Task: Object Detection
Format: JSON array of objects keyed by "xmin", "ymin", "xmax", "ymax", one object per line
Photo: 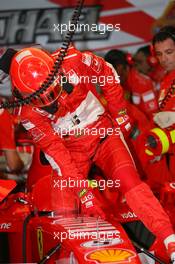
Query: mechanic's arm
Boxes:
[{"xmin": 3, "ymin": 149, "xmax": 24, "ymax": 172}]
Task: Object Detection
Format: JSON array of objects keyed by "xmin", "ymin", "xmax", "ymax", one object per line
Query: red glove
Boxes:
[{"xmin": 78, "ymin": 188, "xmax": 105, "ymax": 218}]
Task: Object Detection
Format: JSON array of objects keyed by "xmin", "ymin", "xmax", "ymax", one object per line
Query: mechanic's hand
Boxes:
[
  {"xmin": 153, "ymin": 111, "xmax": 175, "ymax": 128},
  {"xmin": 79, "ymin": 189, "xmax": 105, "ymax": 219}
]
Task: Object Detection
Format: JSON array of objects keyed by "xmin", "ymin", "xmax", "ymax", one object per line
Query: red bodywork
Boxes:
[
  {"xmin": 0, "ymin": 178, "xmax": 141, "ymax": 264},
  {"xmin": 0, "ymin": 142, "xmax": 171, "ymax": 263}
]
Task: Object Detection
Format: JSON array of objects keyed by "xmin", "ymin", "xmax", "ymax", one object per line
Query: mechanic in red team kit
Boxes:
[
  {"xmin": 0, "ymin": 46, "xmax": 175, "ymax": 262},
  {"xmin": 153, "ymin": 26, "xmax": 175, "ymax": 181},
  {"xmin": 105, "ymin": 49, "xmax": 158, "ymax": 119},
  {"xmin": 134, "ymin": 44, "xmax": 165, "ymax": 93}
]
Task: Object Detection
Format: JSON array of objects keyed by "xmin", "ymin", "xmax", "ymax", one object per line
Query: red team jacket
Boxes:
[{"xmin": 125, "ymin": 68, "xmax": 158, "ymax": 118}]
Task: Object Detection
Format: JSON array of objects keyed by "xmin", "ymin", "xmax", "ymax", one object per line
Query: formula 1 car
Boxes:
[{"xmin": 0, "ymin": 141, "xmax": 170, "ymax": 264}]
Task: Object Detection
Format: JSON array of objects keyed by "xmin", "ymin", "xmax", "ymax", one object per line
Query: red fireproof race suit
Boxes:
[{"xmin": 15, "ymin": 46, "xmax": 174, "ymax": 241}]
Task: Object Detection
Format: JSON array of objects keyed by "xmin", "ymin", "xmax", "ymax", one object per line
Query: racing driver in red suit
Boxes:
[{"xmin": 1, "ymin": 46, "xmax": 175, "ymax": 262}]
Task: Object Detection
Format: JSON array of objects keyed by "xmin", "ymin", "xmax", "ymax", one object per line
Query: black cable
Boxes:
[
  {"xmin": 22, "ymin": 213, "xmax": 34, "ymax": 263},
  {"xmin": 20, "ymin": 3, "xmax": 84, "ymax": 261},
  {"xmin": 0, "ymin": 0, "xmax": 84, "ymax": 109},
  {"xmin": 132, "ymin": 240, "xmax": 166, "ymax": 264},
  {"xmin": 159, "ymin": 79, "xmax": 175, "ymax": 110},
  {"xmin": 38, "ymin": 243, "xmax": 61, "ymax": 264},
  {"xmin": 22, "ymin": 211, "xmax": 58, "ymax": 263}
]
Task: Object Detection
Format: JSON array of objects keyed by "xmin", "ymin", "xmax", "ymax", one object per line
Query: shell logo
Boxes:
[{"xmin": 86, "ymin": 248, "xmax": 135, "ymax": 263}]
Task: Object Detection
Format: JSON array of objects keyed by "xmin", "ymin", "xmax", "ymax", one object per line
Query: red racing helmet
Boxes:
[{"xmin": 10, "ymin": 47, "xmax": 62, "ymax": 107}]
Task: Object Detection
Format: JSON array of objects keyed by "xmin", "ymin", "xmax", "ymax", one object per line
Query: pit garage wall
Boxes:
[{"xmin": 0, "ymin": 0, "xmax": 172, "ymax": 54}]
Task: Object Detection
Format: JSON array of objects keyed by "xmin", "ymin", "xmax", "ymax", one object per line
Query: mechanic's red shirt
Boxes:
[
  {"xmin": 149, "ymin": 64, "xmax": 165, "ymax": 84},
  {"xmin": 124, "ymin": 68, "xmax": 158, "ymax": 118}
]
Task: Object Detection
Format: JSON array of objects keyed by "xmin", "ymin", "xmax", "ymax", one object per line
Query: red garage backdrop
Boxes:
[{"xmin": 0, "ymin": 0, "xmax": 174, "ymax": 53}]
